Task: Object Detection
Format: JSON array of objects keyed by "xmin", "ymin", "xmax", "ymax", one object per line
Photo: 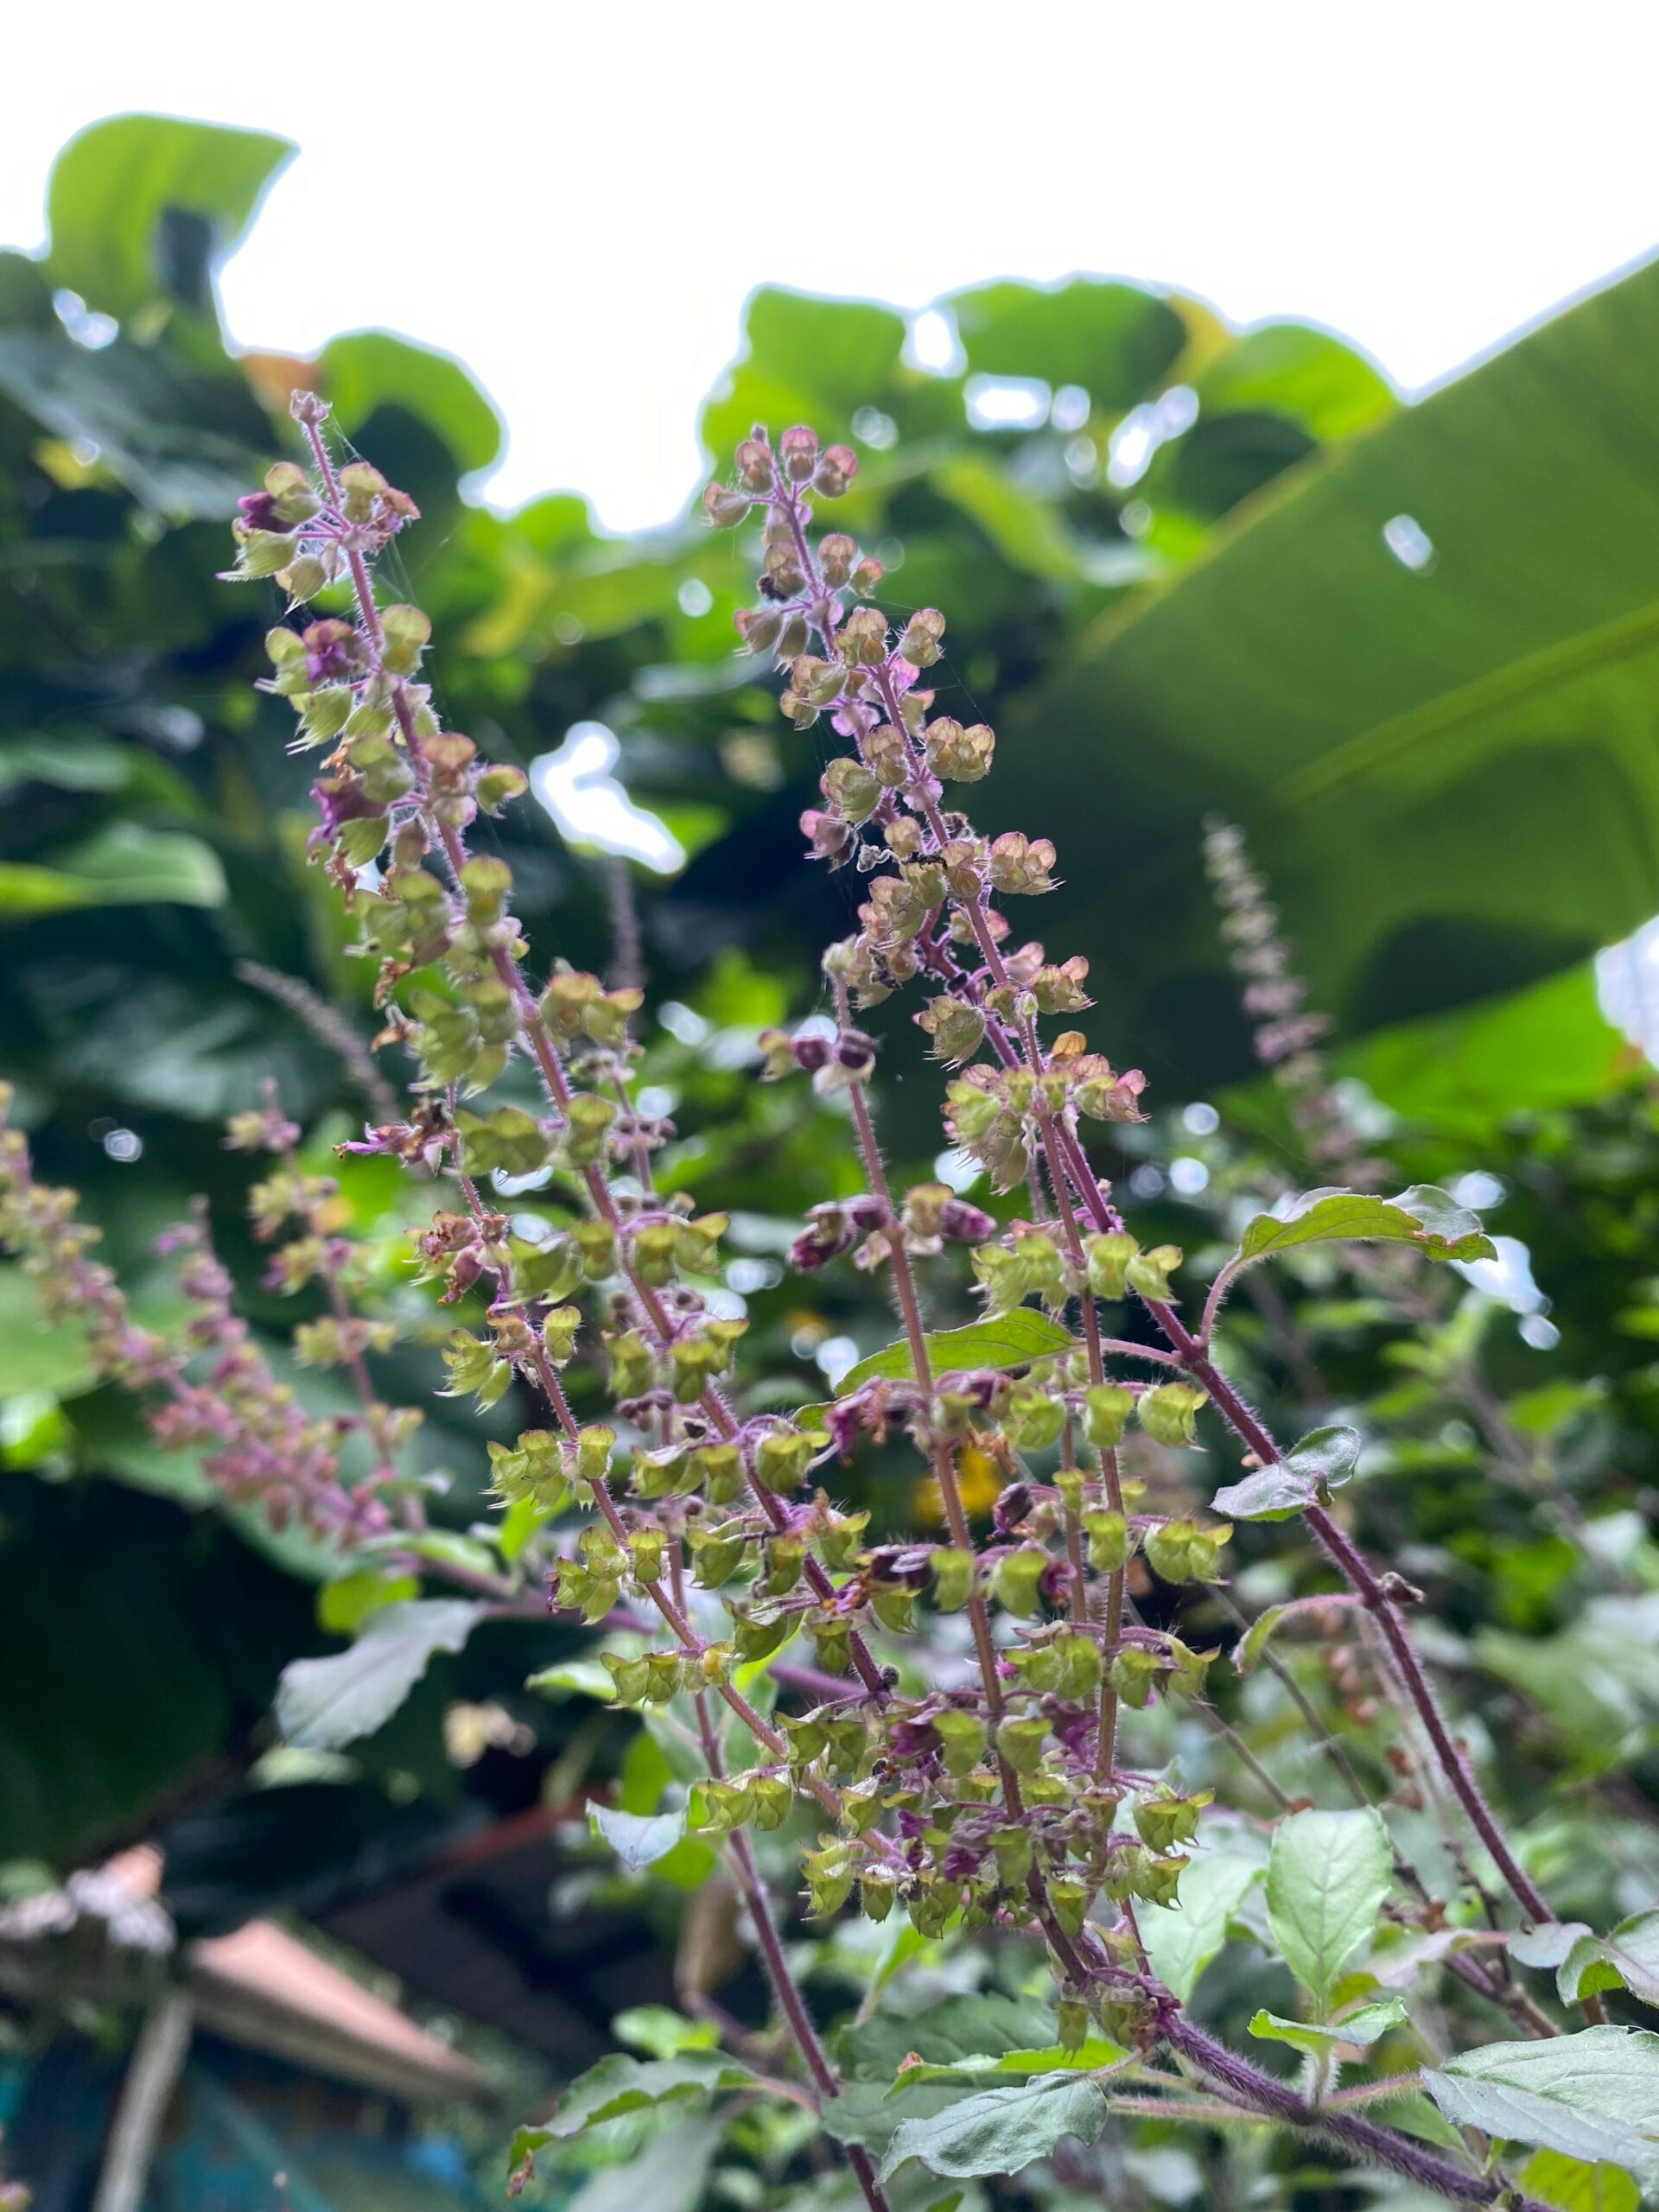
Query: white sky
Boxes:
[{"xmin": 6, "ymin": 1, "xmax": 1659, "ymax": 532}]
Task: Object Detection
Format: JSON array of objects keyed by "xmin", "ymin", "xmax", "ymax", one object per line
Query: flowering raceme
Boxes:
[{"xmin": 4, "ymin": 395, "xmax": 1649, "ymax": 2212}]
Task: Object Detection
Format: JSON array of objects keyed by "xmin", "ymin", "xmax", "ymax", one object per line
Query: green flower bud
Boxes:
[
  {"xmin": 930, "ymin": 1548, "xmax": 976, "ymax": 1611},
  {"xmin": 932, "ymin": 1709, "xmax": 988, "ymax": 1777},
  {"xmin": 488, "ymin": 1429, "xmax": 568, "ymax": 1510},
  {"xmin": 475, "ymin": 764, "xmax": 529, "ymax": 815},
  {"xmin": 606, "ymin": 1329, "xmax": 654, "ymax": 1398},
  {"xmin": 690, "ymin": 1444, "xmax": 743, "ymax": 1503},
  {"xmin": 687, "ymin": 1521, "xmax": 748, "ymax": 1588},
  {"xmin": 1144, "ymin": 1517, "xmax": 1232, "ymax": 1584},
  {"xmin": 1083, "ymin": 1384, "xmax": 1135, "ymax": 1451},
  {"xmin": 1085, "ymin": 1233, "xmax": 1139, "ymax": 1299},
  {"xmin": 1047, "ymin": 1876, "xmax": 1089, "ymax": 1936},
  {"xmin": 860, "ymin": 1875, "xmax": 897, "ymax": 1923},
  {"xmin": 871, "ymin": 1586, "xmax": 916, "ymax": 1633},
  {"xmin": 764, "ymin": 1535, "xmax": 807, "ymax": 1595},
  {"xmin": 1136, "ymin": 1382, "xmax": 1209, "ymax": 1449},
  {"xmin": 754, "ymin": 1427, "xmax": 816, "ymax": 1490},
  {"xmin": 995, "ymin": 1717, "xmax": 1051, "ymax": 1777},
  {"xmin": 628, "ymin": 1529, "xmax": 665, "ymax": 1586},
  {"xmin": 1007, "ymin": 1642, "xmax": 1063, "ymax": 1694},
  {"xmin": 1133, "ymin": 1789, "xmax": 1213, "ymax": 1853},
  {"xmin": 1109, "ymin": 1644, "xmax": 1164, "ymax": 1710},
  {"xmin": 807, "ymin": 1616, "xmax": 853, "ymax": 1675},
  {"xmin": 1005, "ymin": 1383, "xmax": 1065, "ymax": 1452},
  {"xmin": 990, "ymin": 1547, "xmax": 1049, "ymax": 1619},
  {"xmin": 817, "ymin": 1509, "xmax": 870, "ymax": 1572},
  {"xmin": 752, "ymin": 1776, "xmax": 793, "ymax": 1831},
  {"xmin": 601, "ymin": 1653, "xmax": 652, "ymax": 1706},
  {"xmin": 839, "ymin": 1780, "xmax": 884, "ymax": 1836},
  {"xmin": 1125, "ymin": 1244, "xmax": 1183, "ymax": 1301},
  {"xmin": 990, "ymin": 1826, "xmax": 1033, "ymax": 1888},
  {"xmin": 780, "ymin": 1716, "xmax": 828, "ymax": 1770},
  {"xmin": 1057, "ymin": 1999, "xmax": 1090, "ymax": 2055},
  {"xmin": 1053, "ymin": 1630, "xmax": 1103, "ymax": 1700},
  {"xmin": 572, "ymin": 1217, "xmax": 619, "ymax": 1279},
  {"xmin": 1082, "ymin": 1508, "xmax": 1132, "ymax": 1573},
  {"xmin": 732, "ymin": 1608, "xmax": 794, "ymax": 1663},
  {"xmin": 802, "ymin": 1842, "xmax": 855, "ymax": 1918}
]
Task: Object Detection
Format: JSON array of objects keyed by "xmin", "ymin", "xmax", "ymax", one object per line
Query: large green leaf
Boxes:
[
  {"xmin": 0, "ymin": 823, "xmax": 226, "ymax": 922},
  {"xmin": 946, "ymin": 277, "xmax": 1186, "ymax": 407},
  {"xmin": 1030, "ymin": 250, "xmax": 1659, "ymax": 1077},
  {"xmin": 1234, "ymin": 1185, "xmax": 1494, "ymax": 1267},
  {"xmin": 321, "ymin": 329, "xmax": 502, "ymax": 475},
  {"xmin": 48, "ymin": 113, "xmax": 294, "ymax": 321},
  {"xmin": 1266, "ymin": 1805, "xmax": 1392, "ymax": 2015},
  {"xmin": 1423, "ymin": 2029, "xmax": 1659, "ymax": 2183}
]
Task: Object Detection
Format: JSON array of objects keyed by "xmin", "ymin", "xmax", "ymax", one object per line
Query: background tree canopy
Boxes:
[{"xmin": 3, "ymin": 115, "xmax": 1659, "ymax": 2211}]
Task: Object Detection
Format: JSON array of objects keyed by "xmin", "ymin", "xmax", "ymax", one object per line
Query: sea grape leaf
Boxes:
[
  {"xmin": 1266, "ymin": 1806, "xmax": 1392, "ymax": 2015},
  {"xmin": 878, "ymin": 2073, "xmax": 1114, "ymax": 2183},
  {"xmin": 839, "ymin": 1313, "xmax": 1075, "ymax": 1395},
  {"xmin": 1212, "ymin": 1425, "xmax": 1363, "ymax": 1522},
  {"xmin": 1424, "ymin": 2029, "xmax": 1659, "ymax": 2183},
  {"xmin": 1235, "ymin": 1186, "xmax": 1495, "ymax": 1268},
  {"xmin": 275, "ymin": 1599, "xmax": 482, "ymax": 1751}
]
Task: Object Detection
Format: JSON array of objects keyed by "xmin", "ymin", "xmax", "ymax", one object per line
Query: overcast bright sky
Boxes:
[{"xmin": 6, "ymin": 3, "xmax": 1659, "ymax": 531}]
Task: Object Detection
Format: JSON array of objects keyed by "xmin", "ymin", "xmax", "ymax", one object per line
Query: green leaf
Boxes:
[
  {"xmin": 512, "ymin": 2052, "xmax": 755, "ymax": 2158},
  {"xmin": 1234, "ymin": 1605, "xmax": 1289, "ymax": 1678},
  {"xmin": 838, "ymin": 1313, "xmax": 1076, "ymax": 1395},
  {"xmin": 1518, "ymin": 2148, "xmax": 1642, "ymax": 2212},
  {"xmin": 1212, "ymin": 1425, "xmax": 1362, "ymax": 1522},
  {"xmin": 48, "ymin": 113, "xmax": 293, "ymax": 320},
  {"xmin": 1137, "ymin": 1852, "xmax": 1263, "ymax": 2001},
  {"xmin": 1343, "ymin": 964, "xmax": 1624, "ymax": 1137},
  {"xmin": 590, "ymin": 1802, "xmax": 687, "ymax": 1874},
  {"xmin": 878, "ymin": 2074, "xmax": 1113, "ymax": 2183},
  {"xmin": 841, "ymin": 1994, "xmax": 1061, "ymax": 2082},
  {"xmin": 561, "ymin": 2120, "xmax": 721, "ymax": 2212},
  {"xmin": 946, "ymin": 277, "xmax": 1185, "ymax": 408},
  {"xmin": 1188, "ymin": 321, "xmax": 1396, "ymax": 443},
  {"xmin": 0, "ymin": 328, "xmax": 268, "ymax": 514},
  {"xmin": 1235, "ymin": 1186, "xmax": 1495, "ymax": 1268},
  {"xmin": 0, "ymin": 1266, "xmax": 93, "ymax": 1401},
  {"xmin": 1033, "ymin": 253, "xmax": 1659, "ymax": 1080},
  {"xmin": 321, "ymin": 329, "xmax": 502, "ymax": 476},
  {"xmin": 611, "ymin": 2005, "xmax": 721, "ymax": 2060},
  {"xmin": 1249, "ymin": 1998, "xmax": 1406, "ymax": 2055},
  {"xmin": 274, "ymin": 1599, "xmax": 482, "ymax": 1751},
  {"xmin": 1423, "ymin": 2029, "xmax": 1659, "ymax": 2184},
  {"xmin": 1266, "ymin": 1806, "xmax": 1392, "ymax": 2015},
  {"xmin": 526, "ymin": 1658, "xmax": 617, "ymax": 1702},
  {"xmin": 0, "ymin": 824, "xmax": 225, "ymax": 923},
  {"xmin": 1557, "ymin": 1911, "xmax": 1659, "ymax": 2008}
]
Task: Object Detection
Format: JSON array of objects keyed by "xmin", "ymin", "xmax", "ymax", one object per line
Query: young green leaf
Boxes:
[
  {"xmin": 1266, "ymin": 1806, "xmax": 1391, "ymax": 2015},
  {"xmin": 1137, "ymin": 1852, "xmax": 1262, "ymax": 2000},
  {"xmin": 1556, "ymin": 1911, "xmax": 1659, "ymax": 2009},
  {"xmin": 525, "ymin": 1657, "xmax": 619, "ymax": 1701},
  {"xmin": 878, "ymin": 2073, "xmax": 1114, "ymax": 2183},
  {"xmin": 1233, "ymin": 1185, "xmax": 1496, "ymax": 1268},
  {"xmin": 1248, "ymin": 1997, "xmax": 1406, "ymax": 2056},
  {"xmin": 512, "ymin": 2050, "xmax": 757, "ymax": 2154},
  {"xmin": 275, "ymin": 1599, "xmax": 482, "ymax": 1751},
  {"xmin": 1212, "ymin": 1425, "xmax": 1362, "ymax": 1521},
  {"xmin": 1423, "ymin": 2028, "xmax": 1659, "ymax": 2183},
  {"xmin": 590, "ymin": 1803, "xmax": 688, "ymax": 1874},
  {"xmin": 837, "ymin": 1312, "xmax": 1076, "ymax": 1395}
]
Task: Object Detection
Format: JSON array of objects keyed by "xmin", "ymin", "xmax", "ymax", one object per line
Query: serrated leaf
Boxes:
[
  {"xmin": 1266, "ymin": 1806, "xmax": 1392, "ymax": 2016},
  {"xmin": 1212, "ymin": 1424, "xmax": 1362, "ymax": 1521},
  {"xmin": 1249, "ymin": 1998, "xmax": 1406, "ymax": 2055},
  {"xmin": 1557, "ymin": 1912, "xmax": 1659, "ymax": 2008},
  {"xmin": 590, "ymin": 1802, "xmax": 687, "ymax": 1874},
  {"xmin": 1235, "ymin": 1186, "xmax": 1496, "ymax": 1268},
  {"xmin": 275, "ymin": 1599, "xmax": 481, "ymax": 1751},
  {"xmin": 838, "ymin": 1313, "xmax": 1076, "ymax": 1395},
  {"xmin": 1138, "ymin": 1852, "xmax": 1263, "ymax": 2001},
  {"xmin": 878, "ymin": 2073, "xmax": 1113, "ymax": 2183},
  {"xmin": 1424, "ymin": 2029, "xmax": 1659, "ymax": 2183}
]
